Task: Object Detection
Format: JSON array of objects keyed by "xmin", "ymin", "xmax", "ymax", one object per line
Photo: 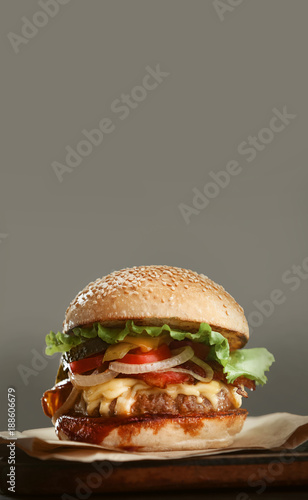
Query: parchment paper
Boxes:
[{"xmin": 1, "ymin": 413, "xmax": 307, "ymax": 462}]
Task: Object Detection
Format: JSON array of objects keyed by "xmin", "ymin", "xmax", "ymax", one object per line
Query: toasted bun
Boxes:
[
  {"xmin": 64, "ymin": 266, "xmax": 249, "ymax": 350},
  {"xmin": 56, "ymin": 410, "xmax": 248, "ymax": 451}
]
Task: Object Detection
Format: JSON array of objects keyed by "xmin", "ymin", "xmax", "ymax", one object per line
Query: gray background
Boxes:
[{"xmin": 0, "ymin": 0, "xmax": 307, "ymax": 431}]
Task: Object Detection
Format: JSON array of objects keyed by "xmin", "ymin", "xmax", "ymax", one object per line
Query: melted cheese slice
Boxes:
[{"xmin": 83, "ymin": 378, "xmax": 242, "ymax": 417}]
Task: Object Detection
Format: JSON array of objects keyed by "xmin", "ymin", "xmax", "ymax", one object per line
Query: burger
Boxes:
[{"xmin": 42, "ymin": 266, "xmax": 274, "ymax": 451}]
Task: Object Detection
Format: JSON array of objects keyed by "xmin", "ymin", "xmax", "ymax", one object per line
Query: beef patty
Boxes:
[
  {"xmin": 75, "ymin": 385, "xmax": 240, "ymax": 418},
  {"xmin": 107, "ymin": 389, "xmax": 238, "ymax": 417}
]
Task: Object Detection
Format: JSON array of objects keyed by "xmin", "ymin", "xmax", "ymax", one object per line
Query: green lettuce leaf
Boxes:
[
  {"xmin": 45, "ymin": 324, "xmax": 121, "ymax": 355},
  {"xmin": 126, "ymin": 321, "xmax": 230, "ymax": 365},
  {"xmin": 45, "ymin": 321, "xmax": 217, "ymax": 355},
  {"xmin": 45, "ymin": 321, "xmax": 274, "ymax": 386},
  {"xmin": 45, "ymin": 331, "xmax": 84, "ymax": 355},
  {"xmin": 223, "ymin": 348, "xmax": 275, "ymax": 385}
]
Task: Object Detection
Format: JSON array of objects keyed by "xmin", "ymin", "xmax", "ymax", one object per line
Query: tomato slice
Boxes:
[
  {"xmin": 69, "ymin": 352, "xmax": 105, "ymax": 374},
  {"xmin": 132, "ymin": 371, "xmax": 194, "ymax": 388},
  {"xmin": 169, "ymin": 340, "xmax": 210, "ymax": 360},
  {"xmin": 120, "ymin": 344, "xmax": 171, "ymax": 364}
]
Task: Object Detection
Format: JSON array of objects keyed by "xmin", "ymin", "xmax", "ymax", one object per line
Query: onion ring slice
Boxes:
[{"xmin": 109, "ymin": 346, "xmax": 194, "ymax": 374}]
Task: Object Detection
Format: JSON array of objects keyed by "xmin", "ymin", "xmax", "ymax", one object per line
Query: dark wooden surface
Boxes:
[
  {"xmin": 0, "ymin": 441, "xmax": 307, "ymax": 496},
  {"xmin": 1, "ymin": 489, "xmax": 308, "ymax": 500}
]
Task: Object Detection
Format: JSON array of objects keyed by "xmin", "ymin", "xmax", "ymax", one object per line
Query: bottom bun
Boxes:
[{"xmin": 55, "ymin": 409, "xmax": 248, "ymax": 451}]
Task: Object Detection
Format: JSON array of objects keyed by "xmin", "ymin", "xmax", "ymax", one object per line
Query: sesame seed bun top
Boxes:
[{"xmin": 63, "ymin": 265, "xmax": 249, "ymax": 350}]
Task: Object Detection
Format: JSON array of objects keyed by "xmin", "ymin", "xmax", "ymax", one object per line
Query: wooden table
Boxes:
[{"xmin": 0, "ymin": 441, "xmax": 307, "ymax": 496}]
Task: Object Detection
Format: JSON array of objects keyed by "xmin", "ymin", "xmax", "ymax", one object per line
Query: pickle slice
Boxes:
[{"xmin": 62, "ymin": 336, "xmax": 108, "ymax": 363}]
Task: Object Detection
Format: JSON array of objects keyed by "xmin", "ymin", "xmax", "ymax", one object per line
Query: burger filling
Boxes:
[
  {"xmin": 42, "ymin": 321, "xmax": 274, "ymax": 422},
  {"xmin": 82, "ymin": 378, "xmax": 242, "ymax": 417}
]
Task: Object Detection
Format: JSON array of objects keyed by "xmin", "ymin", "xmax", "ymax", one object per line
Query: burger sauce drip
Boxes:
[{"xmin": 41, "ymin": 379, "xmax": 73, "ymax": 418}]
